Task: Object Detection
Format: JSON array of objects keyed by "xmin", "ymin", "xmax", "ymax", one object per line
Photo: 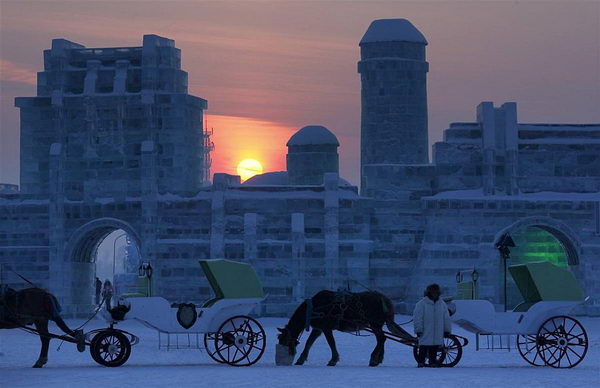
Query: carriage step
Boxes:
[
  {"xmin": 158, "ymin": 332, "xmax": 202, "ymax": 350},
  {"xmin": 476, "ymin": 333, "xmax": 514, "ymax": 351}
]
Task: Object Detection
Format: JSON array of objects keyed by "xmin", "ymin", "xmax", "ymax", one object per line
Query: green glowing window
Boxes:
[
  {"xmin": 509, "ymin": 227, "xmax": 568, "ymax": 267},
  {"xmin": 504, "ymin": 226, "xmax": 569, "ymax": 310}
]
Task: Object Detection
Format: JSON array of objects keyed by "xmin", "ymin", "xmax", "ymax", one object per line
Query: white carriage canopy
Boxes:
[
  {"xmin": 508, "ymin": 261, "xmax": 584, "ymax": 312},
  {"xmin": 200, "ymin": 259, "xmax": 265, "ymax": 307}
]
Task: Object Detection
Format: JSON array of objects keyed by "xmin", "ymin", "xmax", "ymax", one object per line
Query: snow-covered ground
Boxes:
[{"xmin": 1, "ymin": 316, "xmax": 598, "ymax": 388}]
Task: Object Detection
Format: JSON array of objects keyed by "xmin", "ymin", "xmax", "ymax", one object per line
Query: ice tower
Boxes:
[{"xmin": 358, "ymin": 19, "xmax": 429, "ymax": 193}]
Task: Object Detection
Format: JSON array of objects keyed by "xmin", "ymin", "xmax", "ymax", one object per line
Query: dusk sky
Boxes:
[{"xmin": 1, "ymin": 0, "xmax": 599, "ymax": 186}]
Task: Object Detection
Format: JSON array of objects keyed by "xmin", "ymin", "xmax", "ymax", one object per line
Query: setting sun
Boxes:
[{"xmin": 237, "ymin": 159, "xmax": 263, "ymax": 181}]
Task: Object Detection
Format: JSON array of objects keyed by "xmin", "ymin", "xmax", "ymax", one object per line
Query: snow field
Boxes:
[{"xmin": 0, "ymin": 316, "xmax": 598, "ymax": 388}]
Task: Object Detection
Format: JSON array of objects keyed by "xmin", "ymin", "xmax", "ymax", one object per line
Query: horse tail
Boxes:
[
  {"xmin": 385, "ymin": 317, "xmax": 414, "ymax": 342},
  {"xmin": 382, "ymin": 296, "xmax": 414, "ymax": 342},
  {"xmin": 45, "ymin": 293, "xmax": 75, "ymax": 336},
  {"xmin": 48, "ymin": 294, "xmax": 62, "ymax": 319}
]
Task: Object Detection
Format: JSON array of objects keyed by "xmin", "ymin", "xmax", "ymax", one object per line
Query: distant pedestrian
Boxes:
[
  {"xmin": 413, "ymin": 284, "xmax": 451, "ymax": 367},
  {"xmin": 102, "ymin": 280, "xmax": 114, "ymax": 310},
  {"xmin": 95, "ymin": 277, "xmax": 102, "ymax": 305}
]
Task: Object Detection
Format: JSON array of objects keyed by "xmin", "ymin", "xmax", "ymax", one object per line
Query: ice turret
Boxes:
[
  {"xmin": 286, "ymin": 125, "xmax": 339, "ymax": 185},
  {"xmin": 358, "ymin": 18, "xmax": 430, "ymax": 194}
]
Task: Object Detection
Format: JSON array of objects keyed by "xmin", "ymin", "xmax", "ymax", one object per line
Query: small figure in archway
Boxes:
[
  {"xmin": 102, "ymin": 280, "xmax": 114, "ymax": 310},
  {"xmin": 95, "ymin": 277, "xmax": 102, "ymax": 305}
]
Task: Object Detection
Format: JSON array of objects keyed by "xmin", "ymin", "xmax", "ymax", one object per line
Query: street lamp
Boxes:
[
  {"xmin": 496, "ymin": 233, "xmax": 516, "ymax": 312},
  {"xmin": 112, "ymin": 233, "xmax": 127, "ymax": 276},
  {"xmin": 470, "ymin": 269, "xmax": 480, "ymax": 299},
  {"xmin": 138, "ymin": 262, "xmax": 153, "ymax": 296}
]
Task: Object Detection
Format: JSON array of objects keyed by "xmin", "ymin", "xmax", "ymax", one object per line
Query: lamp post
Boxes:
[
  {"xmin": 112, "ymin": 233, "xmax": 127, "ymax": 277},
  {"xmin": 496, "ymin": 233, "xmax": 515, "ymax": 312},
  {"xmin": 471, "ymin": 269, "xmax": 479, "ymax": 299},
  {"xmin": 138, "ymin": 262, "xmax": 153, "ymax": 296}
]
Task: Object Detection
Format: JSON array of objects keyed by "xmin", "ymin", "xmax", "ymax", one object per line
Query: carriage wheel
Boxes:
[
  {"xmin": 536, "ymin": 316, "xmax": 588, "ymax": 369},
  {"xmin": 214, "ymin": 315, "xmax": 266, "ymax": 366},
  {"xmin": 517, "ymin": 335, "xmax": 545, "ymax": 366},
  {"xmin": 90, "ymin": 330, "xmax": 131, "ymax": 367},
  {"xmin": 411, "ymin": 335, "xmax": 463, "ymax": 367},
  {"xmin": 203, "ymin": 332, "xmax": 226, "ymax": 364},
  {"xmin": 438, "ymin": 335, "xmax": 462, "ymax": 367}
]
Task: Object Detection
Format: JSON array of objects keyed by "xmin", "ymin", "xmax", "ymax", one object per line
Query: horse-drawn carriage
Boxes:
[
  {"xmin": 1, "ymin": 259, "xmax": 266, "ymax": 368},
  {"xmin": 91, "ymin": 259, "xmax": 267, "ymax": 367},
  {"xmin": 276, "ymin": 289, "xmax": 468, "ymax": 368},
  {"xmin": 450, "ymin": 261, "xmax": 589, "ymax": 368}
]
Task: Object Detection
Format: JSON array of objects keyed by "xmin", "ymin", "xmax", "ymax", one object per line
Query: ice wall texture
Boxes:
[
  {"xmin": 433, "ymin": 102, "xmax": 600, "ymax": 195},
  {"xmin": 358, "ymin": 19, "xmax": 429, "ymax": 193},
  {"xmin": 2, "ymin": 25, "xmax": 600, "ymax": 317},
  {"xmin": 15, "ymin": 35, "xmax": 208, "ymax": 199}
]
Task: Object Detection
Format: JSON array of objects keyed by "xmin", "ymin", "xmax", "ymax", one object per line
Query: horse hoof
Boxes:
[
  {"xmin": 295, "ymin": 360, "xmax": 305, "ymax": 366},
  {"xmin": 327, "ymin": 361, "xmax": 337, "ymax": 366},
  {"xmin": 369, "ymin": 361, "xmax": 379, "ymax": 367}
]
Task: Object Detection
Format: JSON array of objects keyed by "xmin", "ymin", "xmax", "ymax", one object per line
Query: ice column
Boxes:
[
  {"xmin": 49, "ymin": 143, "xmax": 68, "ymax": 310},
  {"xmin": 244, "ymin": 213, "xmax": 257, "ymax": 261},
  {"xmin": 84, "ymin": 60, "xmax": 101, "ymax": 94},
  {"xmin": 478, "ymin": 102, "xmax": 496, "ymax": 195},
  {"xmin": 141, "ymin": 140, "xmax": 157, "ymax": 294},
  {"xmin": 324, "ymin": 173, "xmax": 340, "ymax": 290},
  {"xmin": 502, "ymin": 102, "xmax": 519, "ymax": 195},
  {"xmin": 113, "ymin": 60, "xmax": 129, "ymax": 94},
  {"xmin": 291, "ymin": 213, "xmax": 306, "ymax": 300}
]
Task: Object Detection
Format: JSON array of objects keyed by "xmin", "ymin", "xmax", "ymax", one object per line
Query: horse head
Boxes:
[{"xmin": 277, "ymin": 327, "xmax": 299, "ymax": 356}]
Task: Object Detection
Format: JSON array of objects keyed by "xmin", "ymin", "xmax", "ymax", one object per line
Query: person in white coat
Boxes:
[{"xmin": 413, "ymin": 284, "xmax": 451, "ymax": 367}]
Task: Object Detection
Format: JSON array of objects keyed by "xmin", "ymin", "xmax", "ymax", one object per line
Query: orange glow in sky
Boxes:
[
  {"xmin": 236, "ymin": 158, "xmax": 263, "ymax": 181},
  {"xmin": 1, "ymin": 2, "xmax": 599, "ymax": 186},
  {"xmin": 207, "ymin": 114, "xmax": 296, "ymax": 178}
]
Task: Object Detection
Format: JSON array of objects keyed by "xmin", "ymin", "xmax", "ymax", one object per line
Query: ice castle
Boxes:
[{"xmin": 1, "ymin": 20, "xmax": 599, "ymax": 316}]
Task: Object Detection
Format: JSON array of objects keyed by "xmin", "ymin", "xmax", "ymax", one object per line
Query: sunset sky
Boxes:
[{"xmin": 1, "ymin": 0, "xmax": 599, "ymax": 185}]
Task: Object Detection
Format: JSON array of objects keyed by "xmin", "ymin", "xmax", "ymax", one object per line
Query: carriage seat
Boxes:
[{"xmin": 512, "ymin": 301, "xmax": 536, "ymax": 312}]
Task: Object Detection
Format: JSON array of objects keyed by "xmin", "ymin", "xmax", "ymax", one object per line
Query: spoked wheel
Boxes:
[
  {"xmin": 411, "ymin": 335, "xmax": 463, "ymax": 367},
  {"xmin": 438, "ymin": 335, "xmax": 463, "ymax": 367},
  {"xmin": 536, "ymin": 315, "xmax": 588, "ymax": 368},
  {"xmin": 90, "ymin": 330, "xmax": 131, "ymax": 367},
  {"xmin": 517, "ymin": 335, "xmax": 545, "ymax": 366},
  {"xmin": 214, "ymin": 315, "xmax": 266, "ymax": 366},
  {"xmin": 204, "ymin": 332, "xmax": 226, "ymax": 363}
]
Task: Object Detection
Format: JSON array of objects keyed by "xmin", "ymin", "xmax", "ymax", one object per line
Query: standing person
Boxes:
[
  {"xmin": 413, "ymin": 284, "xmax": 451, "ymax": 367},
  {"xmin": 102, "ymin": 280, "xmax": 114, "ymax": 310},
  {"xmin": 95, "ymin": 277, "xmax": 102, "ymax": 306}
]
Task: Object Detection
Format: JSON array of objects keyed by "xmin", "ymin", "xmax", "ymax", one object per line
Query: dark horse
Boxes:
[
  {"xmin": 277, "ymin": 290, "xmax": 413, "ymax": 366},
  {"xmin": 0, "ymin": 286, "xmax": 84, "ymax": 367}
]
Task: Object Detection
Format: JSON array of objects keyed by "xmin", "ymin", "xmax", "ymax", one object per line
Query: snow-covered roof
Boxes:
[
  {"xmin": 243, "ymin": 171, "xmax": 353, "ymax": 187},
  {"xmin": 425, "ymin": 189, "xmax": 600, "ymax": 201},
  {"xmin": 519, "ymin": 124, "xmax": 600, "ymax": 132},
  {"xmin": 286, "ymin": 125, "xmax": 340, "ymax": 147},
  {"xmin": 360, "ymin": 19, "xmax": 427, "ymax": 45},
  {"xmin": 243, "ymin": 171, "xmax": 289, "ymax": 186}
]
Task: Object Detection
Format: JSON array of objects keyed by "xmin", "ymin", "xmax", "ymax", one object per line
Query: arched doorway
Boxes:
[
  {"xmin": 66, "ymin": 218, "xmax": 141, "ymax": 310},
  {"xmin": 495, "ymin": 217, "xmax": 581, "ymax": 310},
  {"xmin": 94, "ymin": 231, "xmax": 141, "ymax": 303}
]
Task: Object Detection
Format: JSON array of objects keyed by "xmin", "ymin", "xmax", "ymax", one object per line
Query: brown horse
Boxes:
[
  {"xmin": 0, "ymin": 286, "xmax": 84, "ymax": 367},
  {"xmin": 277, "ymin": 290, "xmax": 413, "ymax": 366}
]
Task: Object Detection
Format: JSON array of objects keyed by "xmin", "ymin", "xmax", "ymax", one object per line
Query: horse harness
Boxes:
[
  {"xmin": 0, "ymin": 286, "xmax": 61, "ymax": 324},
  {"xmin": 304, "ymin": 291, "xmax": 369, "ymax": 333}
]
